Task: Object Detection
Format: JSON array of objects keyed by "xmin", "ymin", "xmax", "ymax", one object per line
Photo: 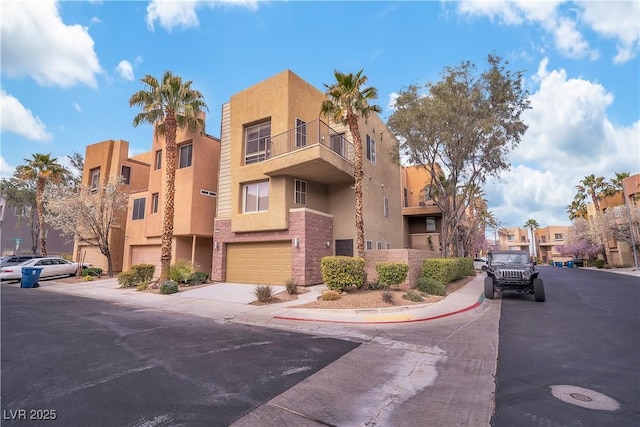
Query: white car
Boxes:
[
  {"xmin": 0, "ymin": 257, "xmax": 89, "ymax": 282},
  {"xmin": 473, "ymin": 257, "xmax": 488, "ymax": 271}
]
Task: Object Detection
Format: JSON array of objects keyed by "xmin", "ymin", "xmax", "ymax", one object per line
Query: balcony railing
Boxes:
[
  {"xmin": 402, "ymin": 194, "xmax": 438, "ymax": 209},
  {"xmin": 266, "ymin": 119, "xmax": 354, "ymax": 163}
]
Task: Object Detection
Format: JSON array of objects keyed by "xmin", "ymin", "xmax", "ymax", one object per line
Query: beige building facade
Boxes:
[
  {"xmin": 212, "ymin": 70, "xmax": 404, "ymax": 285},
  {"xmin": 401, "ymin": 165, "xmax": 442, "ymax": 253},
  {"xmin": 535, "ymin": 225, "xmax": 570, "ymax": 264}
]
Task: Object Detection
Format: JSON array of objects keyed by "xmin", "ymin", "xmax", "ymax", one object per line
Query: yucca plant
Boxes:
[{"xmin": 254, "ymin": 285, "xmax": 273, "ymax": 303}]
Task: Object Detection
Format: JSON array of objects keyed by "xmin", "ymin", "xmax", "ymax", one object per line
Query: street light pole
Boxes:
[{"xmin": 622, "ymin": 188, "xmax": 639, "ymax": 271}]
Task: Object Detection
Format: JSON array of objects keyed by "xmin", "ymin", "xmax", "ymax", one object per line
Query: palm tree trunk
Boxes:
[
  {"xmin": 36, "ymin": 178, "xmax": 47, "ymax": 256},
  {"xmin": 348, "ymin": 115, "xmax": 365, "ymax": 258},
  {"xmin": 159, "ymin": 116, "xmax": 178, "ymax": 283}
]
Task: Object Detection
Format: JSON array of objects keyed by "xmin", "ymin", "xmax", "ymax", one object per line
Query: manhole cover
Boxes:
[{"xmin": 550, "ymin": 385, "xmax": 620, "ymax": 411}]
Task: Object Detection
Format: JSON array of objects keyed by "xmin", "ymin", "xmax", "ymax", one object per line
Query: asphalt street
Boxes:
[
  {"xmin": 0, "ymin": 286, "xmax": 359, "ymax": 427},
  {"xmin": 492, "ymin": 266, "xmax": 640, "ymax": 427}
]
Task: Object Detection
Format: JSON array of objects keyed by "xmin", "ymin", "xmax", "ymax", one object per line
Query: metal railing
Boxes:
[{"xmin": 266, "ymin": 119, "xmax": 355, "ymax": 163}]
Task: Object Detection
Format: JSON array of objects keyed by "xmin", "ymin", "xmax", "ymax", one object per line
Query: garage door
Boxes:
[
  {"xmin": 226, "ymin": 241, "xmax": 292, "ymax": 285},
  {"xmin": 77, "ymin": 246, "xmax": 107, "ymax": 271},
  {"xmin": 130, "ymin": 245, "xmax": 161, "ymax": 277}
]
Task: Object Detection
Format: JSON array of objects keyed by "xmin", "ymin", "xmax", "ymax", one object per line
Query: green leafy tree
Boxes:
[
  {"xmin": 320, "ymin": 69, "xmax": 382, "ymax": 258},
  {"xmin": 566, "ymin": 196, "xmax": 588, "ymax": 220},
  {"xmin": 523, "ymin": 218, "xmax": 540, "ymax": 259},
  {"xmin": 16, "ymin": 153, "xmax": 69, "ymax": 256},
  {"xmin": 129, "ymin": 70, "xmax": 208, "ymax": 283},
  {"xmin": 388, "ymin": 54, "xmax": 530, "ymax": 256}
]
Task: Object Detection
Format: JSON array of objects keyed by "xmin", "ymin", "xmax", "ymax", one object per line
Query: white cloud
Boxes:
[
  {"xmin": 1, "ymin": 91, "xmax": 53, "ymax": 142},
  {"xmin": 0, "ymin": 0, "xmax": 102, "ymax": 88},
  {"xmin": 0, "ymin": 156, "xmax": 16, "ymax": 179},
  {"xmin": 116, "ymin": 60, "xmax": 135, "ymax": 81},
  {"xmin": 73, "ymin": 102, "xmax": 82, "ymax": 112},
  {"xmin": 487, "ymin": 58, "xmax": 639, "ymax": 228},
  {"xmin": 146, "ymin": 0, "xmax": 259, "ymax": 32},
  {"xmin": 580, "ymin": 1, "xmax": 640, "ymax": 63}
]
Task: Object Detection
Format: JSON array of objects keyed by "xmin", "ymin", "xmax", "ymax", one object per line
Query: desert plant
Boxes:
[
  {"xmin": 136, "ymin": 283, "xmax": 149, "ymax": 291},
  {"xmin": 168, "ymin": 259, "xmax": 197, "ymax": 284},
  {"xmin": 83, "ymin": 275, "xmax": 95, "ymax": 282},
  {"xmin": 187, "ymin": 271, "xmax": 209, "ymax": 286},
  {"xmin": 83, "ymin": 267, "xmax": 103, "ymax": 277},
  {"xmin": 117, "ymin": 270, "xmax": 138, "ymax": 288},
  {"xmin": 285, "ymin": 278, "xmax": 298, "ymax": 295},
  {"xmin": 594, "ymin": 259, "xmax": 606, "ymax": 268},
  {"xmin": 159, "ymin": 280, "xmax": 179, "ymax": 295},
  {"xmin": 254, "ymin": 285, "xmax": 273, "ymax": 303},
  {"xmin": 365, "ymin": 279, "xmax": 387, "ymax": 290},
  {"xmin": 376, "ymin": 262, "xmax": 409, "ymax": 287},
  {"xmin": 381, "ymin": 290, "xmax": 395, "ymax": 304},
  {"xmin": 402, "ymin": 290, "xmax": 424, "ymax": 302},
  {"xmin": 321, "ymin": 290, "xmax": 341, "ymax": 301},
  {"xmin": 321, "ymin": 256, "xmax": 366, "ymax": 291},
  {"xmin": 417, "ymin": 276, "xmax": 446, "ymax": 296}
]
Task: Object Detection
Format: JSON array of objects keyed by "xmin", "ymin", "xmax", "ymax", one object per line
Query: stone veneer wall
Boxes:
[
  {"xmin": 212, "ymin": 209, "xmax": 333, "ymax": 286},
  {"xmin": 364, "ymin": 249, "xmax": 439, "ymax": 286}
]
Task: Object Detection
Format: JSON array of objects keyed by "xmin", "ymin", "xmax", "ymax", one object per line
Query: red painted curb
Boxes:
[{"xmin": 272, "ymin": 295, "xmax": 485, "ymax": 325}]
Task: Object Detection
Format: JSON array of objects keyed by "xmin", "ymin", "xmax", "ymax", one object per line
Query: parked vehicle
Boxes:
[
  {"xmin": 0, "ymin": 257, "xmax": 91, "ymax": 282},
  {"xmin": 484, "ymin": 250, "xmax": 545, "ymax": 302},
  {"xmin": 473, "ymin": 257, "xmax": 488, "ymax": 271},
  {"xmin": 563, "ymin": 258, "xmax": 585, "ymax": 267},
  {"xmin": 0, "ymin": 255, "xmax": 44, "ymax": 267}
]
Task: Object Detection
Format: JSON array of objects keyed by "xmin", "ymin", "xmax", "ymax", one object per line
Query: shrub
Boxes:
[
  {"xmin": 376, "ymin": 262, "xmax": 409, "ymax": 287},
  {"xmin": 254, "ymin": 285, "xmax": 273, "ymax": 303},
  {"xmin": 365, "ymin": 279, "xmax": 388, "ymax": 290},
  {"xmin": 321, "ymin": 256, "xmax": 365, "ymax": 292},
  {"xmin": 594, "ymin": 259, "xmax": 606, "ymax": 268},
  {"xmin": 417, "ymin": 276, "xmax": 446, "ymax": 296},
  {"xmin": 168, "ymin": 259, "xmax": 197, "ymax": 284},
  {"xmin": 321, "ymin": 290, "xmax": 341, "ymax": 301},
  {"xmin": 83, "ymin": 275, "xmax": 95, "ymax": 282},
  {"xmin": 285, "ymin": 278, "xmax": 298, "ymax": 295},
  {"xmin": 136, "ymin": 283, "xmax": 149, "ymax": 291},
  {"xmin": 83, "ymin": 267, "xmax": 103, "ymax": 277},
  {"xmin": 131, "ymin": 264, "xmax": 155, "ymax": 283},
  {"xmin": 402, "ymin": 290, "xmax": 424, "ymax": 302},
  {"xmin": 187, "ymin": 271, "xmax": 209, "ymax": 286},
  {"xmin": 422, "ymin": 258, "xmax": 471, "ymax": 284},
  {"xmin": 117, "ymin": 271, "xmax": 138, "ymax": 288},
  {"xmin": 159, "ymin": 280, "xmax": 179, "ymax": 295},
  {"xmin": 381, "ymin": 290, "xmax": 395, "ymax": 304}
]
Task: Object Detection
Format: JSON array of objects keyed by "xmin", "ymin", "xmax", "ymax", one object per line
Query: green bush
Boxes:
[
  {"xmin": 594, "ymin": 259, "xmax": 605, "ymax": 268},
  {"xmin": 321, "ymin": 256, "xmax": 365, "ymax": 292},
  {"xmin": 131, "ymin": 264, "xmax": 155, "ymax": 283},
  {"xmin": 83, "ymin": 267, "xmax": 103, "ymax": 277},
  {"xmin": 402, "ymin": 290, "xmax": 424, "ymax": 302},
  {"xmin": 376, "ymin": 262, "xmax": 409, "ymax": 287},
  {"xmin": 187, "ymin": 271, "xmax": 209, "ymax": 286},
  {"xmin": 417, "ymin": 276, "xmax": 446, "ymax": 296},
  {"xmin": 136, "ymin": 283, "xmax": 149, "ymax": 291},
  {"xmin": 321, "ymin": 290, "xmax": 341, "ymax": 301},
  {"xmin": 254, "ymin": 285, "xmax": 273, "ymax": 303},
  {"xmin": 117, "ymin": 271, "xmax": 138, "ymax": 288},
  {"xmin": 422, "ymin": 258, "xmax": 469, "ymax": 285},
  {"xmin": 159, "ymin": 280, "xmax": 179, "ymax": 295},
  {"xmin": 168, "ymin": 259, "xmax": 196, "ymax": 283}
]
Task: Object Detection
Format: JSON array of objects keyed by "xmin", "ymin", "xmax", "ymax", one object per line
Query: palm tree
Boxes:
[
  {"xmin": 17, "ymin": 153, "xmax": 69, "ymax": 256},
  {"xmin": 523, "ymin": 218, "xmax": 539, "ymax": 260},
  {"xmin": 320, "ymin": 69, "xmax": 381, "ymax": 258},
  {"xmin": 566, "ymin": 196, "xmax": 588, "ymax": 220},
  {"xmin": 129, "ymin": 71, "xmax": 207, "ymax": 282},
  {"xmin": 575, "ymin": 174, "xmax": 607, "ymax": 213},
  {"xmin": 604, "ymin": 172, "xmax": 630, "ymax": 201}
]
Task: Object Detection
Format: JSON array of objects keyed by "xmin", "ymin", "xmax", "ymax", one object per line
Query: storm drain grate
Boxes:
[{"xmin": 550, "ymin": 385, "xmax": 620, "ymax": 411}]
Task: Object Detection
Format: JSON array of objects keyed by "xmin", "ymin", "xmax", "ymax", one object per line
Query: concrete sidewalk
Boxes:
[{"xmin": 26, "ymin": 275, "xmax": 486, "ymax": 326}]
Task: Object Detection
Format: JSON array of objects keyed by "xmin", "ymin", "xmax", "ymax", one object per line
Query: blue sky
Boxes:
[{"xmin": 1, "ymin": 0, "xmax": 639, "ymax": 230}]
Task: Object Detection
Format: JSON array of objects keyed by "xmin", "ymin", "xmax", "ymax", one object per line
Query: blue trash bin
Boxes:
[
  {"xmin": 555, "ymin": 261, "xmax": 562, "ymax": 267},
  {"xmin": 566, "ymin": 261, "xmax": 573, "ymax": 268},
  {"xmin": 21, "ymin": 267, "xmax": 43, "ymax": 288}
]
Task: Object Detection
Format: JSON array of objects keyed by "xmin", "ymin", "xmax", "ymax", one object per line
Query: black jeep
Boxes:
[{"xmin": 484, "ymin": 250, "xmax": 545, "ymax": 302}]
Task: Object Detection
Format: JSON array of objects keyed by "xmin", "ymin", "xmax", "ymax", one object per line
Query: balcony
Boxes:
[
  {"xmin": 402, "ymin": 194, "xmax": 441, "ymax": 216},
  {"xmin": 262, "ymin": 119, "xmax": 355, "ymax": 185}
]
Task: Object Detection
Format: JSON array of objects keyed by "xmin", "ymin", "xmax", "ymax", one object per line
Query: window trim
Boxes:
[
  {"xmin": 366, "ymin": 240, "xmax": 372, "ymax": 251},
  {"xmin": 244, "ymin": 121, "xmax": 271, "ymax": 164},
  {"xmin": 242, "ymin": 181, "xmax": 270, "ymax": 213},
  {"xmin": 179, "ymin": 143, "xmax": 193, "ymax": 169},
  {"xmin": 121, "ymin": 165, "xmax": 131, "ymax": 185},
  {"xmin": 89, "ymin": 167, "xmax": 100, "ymax": 191},
  {"xmin": 366, "ymin": 134, "xmax": 376, "ymax": 164},
  {"xmin": 294, "ymin": 179, "xmax": 307, "ymax": 205},
  {"xmin": 426, "ymin": 217, "xmax": 436, "ymax": 232},
  {"xmin": 155, "ymin": 150, "xmax": 162, "ymax": 170},
  {"xmin": 383, "ymin": 196, "xmax": 389, "ymax": 217},
  {"xmin": 295, "ymin": 118, "xmax": 306, "ymax": 148},
  {"xmin": 151, "ymin": 193, "xmax": 159, "ymax": 214},
  {"xmin": 132, "ymin": 197, "xmax": 146, "ymax": 220},
  {"xmin": 330, "ymin": 133, "xmax": 345, "ymax": 157}
]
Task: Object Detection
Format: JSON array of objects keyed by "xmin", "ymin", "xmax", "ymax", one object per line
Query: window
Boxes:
[
  {"xmin": 507, "ymin": 234, "xmax": 515, "ymax": 242},
  {"xmin": 155, "ymin": 150, "xmax": 162, "ymax": 170},
  {"xmin": 121, "ymin": 165, "xmax": 131, "ymax": 185},
  {"xmin": 386, "ymin": 243, "xmax": 391, "ymax": 249},
  {"xmin": 294, "ymin": 179, "xmax": 307, "ymax": 205},
  {"xmin": 403, "ymin": 188, "xmax": 409, "ymax": 207},
  {"xmin": 243, "ymin": 181, "xmax": 269, "ymax": 212},
  {"xmin": 200, "ymin": 189, "xmax": 217, "ymax": 197},
  {"xmin": 554, "ymin": 233, "xmax": 564, "ymax": 241},
  {"xmin": 540, "ymin": 236, "xmax": 547, "ymax": 243},
  {"xmin": 133, "ymin": 198, "xmax": 146, "ymax": 220},
  {"xmin": 520, "ymin": 235, "xmax": 527, "ymax": 243},
  {"xmin": 245, "ymin": 121, "xmax": 271, "ymax": 164},
  {"xmin": 179, "ymin": 143, "xmax": 193, "ymax": 168},
  {"xmin": 366, "ymin": 240, "xmax": 372, "ymax": 251},
  {"xmin": 151, "ymin": 193, "xmax": 159, "ymax": 214},
  {"xmin": 366, "ymin": 135, "xmax": 376, "ymax": 164},
  {"xmin": 426, "ymin": 217, "xmax": 436, "ymax": 232},
  {"xmin": 90, "ymin": 167, "xmax": 100, "ymax": 191},
  {"xmin": 295, "ymin": 118, "xmax": 306, "ymax": 147},
  {"xmin": 330, "ymin": 133, "xmax": 345, "ymax": 157},
  {"xmin": 376, "ymin": 241, "xmax": 383, "ymax": 250},
  {"xmin": 383, "ymin": 197, "xmax": 389, "ymax": 217}
]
